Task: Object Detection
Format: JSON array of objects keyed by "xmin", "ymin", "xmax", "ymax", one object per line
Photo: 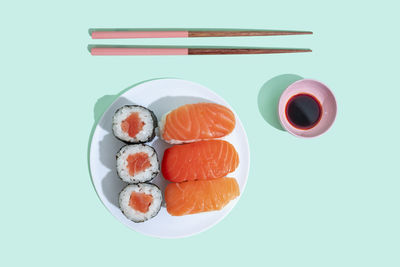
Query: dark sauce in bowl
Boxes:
[{"xmin": 285, "ymin": 93, "xmax": 322, "ymax": 129}]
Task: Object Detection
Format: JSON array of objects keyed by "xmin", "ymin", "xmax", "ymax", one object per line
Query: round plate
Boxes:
[{"xmin": 89, "ymin": 79, "xmax": 250, "ymax": 238}]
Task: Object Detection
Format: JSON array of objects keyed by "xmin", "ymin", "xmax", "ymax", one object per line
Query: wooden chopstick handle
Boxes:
[
  {"xmin": 188, "ymin": 48, "xmax": 312, "ymax": 55},
  {"xmin": 188, "ymin": 31, "xmax": 313, "ymax": 37}
]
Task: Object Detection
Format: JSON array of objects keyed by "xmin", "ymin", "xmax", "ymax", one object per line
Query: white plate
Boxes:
[{"xmin": 89, "ymin": 79, "xmax": 250, "ymax": 238}]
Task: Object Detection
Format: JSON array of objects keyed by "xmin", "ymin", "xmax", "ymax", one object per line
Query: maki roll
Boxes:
[
  {"xmin": 119, "ymin": 183, "xmax": 162, "ymax": 223},
  {"xmin": 112, "ymin": 105, "xmax": 157, "ymax": 143},
  {"xmin": 117, "ymin": 144, "xmax": 160, "ymax": 183}
]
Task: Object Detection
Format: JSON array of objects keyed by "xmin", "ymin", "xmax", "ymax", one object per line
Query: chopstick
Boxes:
[
  {"xmin": 90, "ymin": 47, "xmax": 312, "ymax": 56},
  {"xmin": 90, "ymin": 29, "xmax": 313, "ymax": 39}
]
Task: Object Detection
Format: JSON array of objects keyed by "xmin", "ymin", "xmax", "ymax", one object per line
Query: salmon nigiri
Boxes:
[
  {"xmin": 162, "ymin": 140, "xmax": 239, "ymax": 182},
  {"xmin": 159, "ymin": 103, "xmax": 236, "ymax": 144},
  {"xmin": 165, "ymin": 177, "xmax": 240, "ymax": 216}
]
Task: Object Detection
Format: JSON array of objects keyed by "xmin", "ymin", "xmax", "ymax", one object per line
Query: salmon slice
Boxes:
[
  {"xmin": 165, "ymin": 177, "xmax": 240, "ymax": 216},
  {"xmin": 162, "ymin": 140, "xmax": 239, "ymax": 182},
  {"xmin": 126, "ymin": 152, "xmax": 151, "ymax": 176},
  {"xmin": 121, "ymin": 112, "xmax": 144, "ymax": 138},
  {"xmin": 129, "ymin": 192, "xmax": 153, "ymax": 213},
  {"xmin": 160, "ymin": 103, "xmax": 236, "ymax": 144}
]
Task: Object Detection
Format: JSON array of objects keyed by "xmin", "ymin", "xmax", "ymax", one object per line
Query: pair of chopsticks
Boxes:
[{"xmin": 89, "ymin": 29, "xmax": 312, "ymax": 56}]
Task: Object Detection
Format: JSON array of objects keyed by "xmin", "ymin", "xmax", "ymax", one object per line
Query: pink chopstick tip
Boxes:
[
  {"xmin": 90, "ymin": 47, "xmax": 189, "ymax": 56},
  {"xmin": 91, "ymin": 31, "xmax": 189, "ymax": 39}
]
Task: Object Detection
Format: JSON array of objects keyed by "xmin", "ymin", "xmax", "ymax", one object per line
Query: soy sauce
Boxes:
[{"xmin": 285, "ymin": 93, "xmax": 322, "ymax": 129}]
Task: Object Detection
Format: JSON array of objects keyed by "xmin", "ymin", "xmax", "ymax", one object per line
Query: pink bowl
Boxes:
[{"xmin": 278, "ymin": 79, "xmax": 337, "ymax": 138}]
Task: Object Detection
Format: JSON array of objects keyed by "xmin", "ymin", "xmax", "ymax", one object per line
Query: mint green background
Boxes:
[{"xmin": 1, "ymin": 0, "xmax": 399, "ymax": 266}]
